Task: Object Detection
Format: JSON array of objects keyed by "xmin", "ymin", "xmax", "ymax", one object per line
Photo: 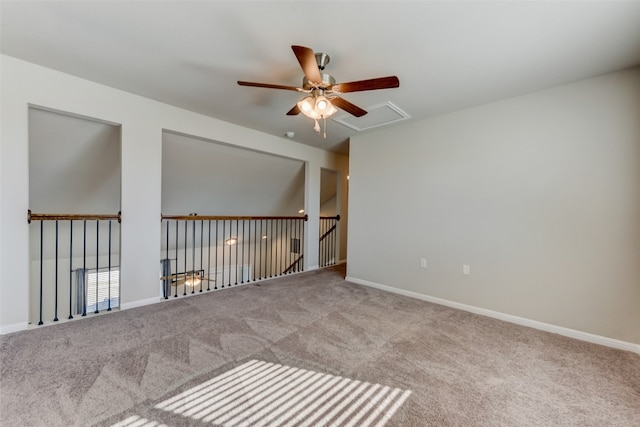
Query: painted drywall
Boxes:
[
  {"xmin": 162, "ymin": 132, "xmax": 305, "ymax": 216},
  {"xmin": 29, "ymin": 107, "xmax": 121, "ymax": 213},
  {"xmin": 0, "ymin": 54, "xmax": 348, "ymax": 332},
  {"xmin": 348, "ymin": 68, "xmax": 640, "ymax": 345}
]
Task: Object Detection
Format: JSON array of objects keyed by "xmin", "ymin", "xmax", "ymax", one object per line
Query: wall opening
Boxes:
[
  {"xmin": 319, "ymin": 168, "xmax": 340, "ymax": 267},
  {"xmin": 28, "ymin": 107, "xmax": 121, "ymax": 325}
]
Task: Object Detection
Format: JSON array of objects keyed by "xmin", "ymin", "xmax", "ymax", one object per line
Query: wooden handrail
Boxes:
[
  {"xmin": 27, "ymin": 210, "xmax": 121, "ymax": 223},
  {"xmin": 161, "ymin": 214, "xmax": 308, "ymax": 221},
  {"xmin": 320, "ymin": 215, "xmax": 340, "ymax": 221}
]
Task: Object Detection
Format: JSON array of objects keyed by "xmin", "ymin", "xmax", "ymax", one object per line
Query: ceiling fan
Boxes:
[{"xmin": 238, "ymin": 45, "xmax": 400, "ymax": 137}]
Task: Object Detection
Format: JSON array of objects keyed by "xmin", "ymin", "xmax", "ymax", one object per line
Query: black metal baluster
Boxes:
[
  {"xmin": 270, "ymin": 220, "xmax": 274, "ymax": 277},
  {"xmin": 69, "ymin": 220, "xmax": 74, "ymax": 319},
  {"xmin": 278, "ymin": 219, "xmax": 284, "ymax": 276},
  {"xmin": 252, "ymin": 220, "xmax": 256, "ymax": 281},
  {"xmin": 183, "ymin": 220, "xmax": 187, "ymax": 296},
  {"xmin": 291, "ymin": 219, "xmax": 296, "ymax": 273},
  {"xmin": 38, "ymin": 221, "xmax": 44, "ymax": 325},
  {"xmin": 229, "ymin": 220, "xmax": 233, "ymax": 286},
  {"xmin": 95, "ymin": 221, "xmax": 100, "ymax": 313},
  {"xmin": 332, "ymin": 218, "xmax": 335, "ymax": 265},
  {"xmin": 82, "ymin": 220, "xmax": 87, "ymax": 316},
  {"xmin": 266, "ymin": 220, "xmax": 270, "ymax": 278},
  {"xmin": 264, "ymin": 220, "xmax": 267, "ymax": 278},
  {"xmin": 165, "ymin": 220, "xmax": 169, "ymax": 299},
  {"xmin": 229, "ymin": 219, "xmax": 233, "ymax": 287},
  {"xmin": 262, "ymin": 220, "xmax": 266, "ymax": 279},
  {"xmin": 293, "ymin": 218, "xmax": 297, "ymax": 272},
  {"xmin": 279, "ymin": 219, "xmax": 283, "ymax": 276},
  {"xmin": 318, "ymin": 218, "xmax": 324, "ymax": 267},
  {"xmin": 174, "ymin": 220, "xmax": 179, "ymax": 297},
  {"xmin": 108, "ymin": 220, "xmax": 112, "ymax": 310},
  {"xmin": 221, "ymin": 220, "xmax": 226, "ymax": 288},
  {"xmin": 265, "ymin": 219, "xmax": 269, "ymax": 279},
  {"xmin": 333, "ymin": 218, "xmax": 337, "ymax": 265},
  {"xmin": 241, "ymin": 219, "xmax": 245, "ymax": 283},
  {"xmin": 299, "ymin": 218, "xmax": 302, "ymax": 271},
  {"xmin": 54, "ymin": 221, "xmax": 59, "ymax": 321},
  {"xmin": 329, "ymin": 218, "xmax": 332, "ymax": 265},
  {"xmin": 235, "ymin": 219, "xmax": 239, "ymax": 285},
  {"xmin": 322, "ymin": 219, "xmax": 329, "ymax": 265},
  {"xmin": 333, "ymin": 217, "xmax": 337, "ymax": 265},
  {"xmin": 214, "ymin": 220, "xmax": 219, "ymax": 290},
  {"xmin": 323, "ymin": 218, "xmax": 327, "ymax": 267},
  {"xmin": 284, "ymin": 219, "xmax": 288, "ymax": 274},
  {"xmin": 258, "ymin": 220, "xmax": 262, "ymax": 279},
  {"xmin": 294, "ymin": 219, "xmax": 302, "ymax": 272},
  {"xmin": 191, "ymin": 219, "xmax": 196, "ymax": 294},
  {"xmin": 275, "ymin": 219, "xmax": 279, "ymax": 276},
  {"xmin": 324, "ymin": 218, "xmax": 328, "ymax": 267},
  {"xmin": 207, "ymin": 220, "xmax": 211, "ymax": 291},
  {"xmin": 282, "ymin": 219, "xmax": 291, "ymax": 272},
  {"xmin": 325, "ymin": 219, "xmax": 329, "ymax": 267},
  {"xmin": 200, "ymin": 220, "xmax": 204, "ymax": 292}
]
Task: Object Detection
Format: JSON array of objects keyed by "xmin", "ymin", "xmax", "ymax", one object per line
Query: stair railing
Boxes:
[
  {"xmin": 160, "ymin": 214, "xmax": 307, "ymax": 298},
  {"xmin": 319, "ymin": 215, "xmax": 340, "ymax": 267},
  {"xmin": 27, "ymin": 210, "xmax": 121, "ymax": 326}
]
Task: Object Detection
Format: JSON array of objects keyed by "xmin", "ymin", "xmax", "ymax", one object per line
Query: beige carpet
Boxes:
[{"xmin": 1, "ymin": 265, "xmax": 639, "ymax": 426}]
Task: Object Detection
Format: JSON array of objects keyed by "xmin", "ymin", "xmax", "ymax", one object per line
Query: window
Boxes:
[
  {"xmin": 86, "ymin": 269, "xmax": 120, "ymax": 312},
  {"xmin": 290, "ymin": 238, "xmax": 301, "ymax": 254}
]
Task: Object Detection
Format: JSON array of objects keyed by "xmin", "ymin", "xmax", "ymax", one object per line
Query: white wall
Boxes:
[
  {"xmin": 348, "ymin": 68, "xmax": 640, "ymax": 346},
  {"xmin": 161, "ymin": 131, "xmax": 305, "ymax": 216},
  {"xmin": 0, "ymin": 55, "xmax": 348, "ymax": 333},
  {"xmin": 28, "ymin": 107, "xmax": 121, "ymax": 213}
]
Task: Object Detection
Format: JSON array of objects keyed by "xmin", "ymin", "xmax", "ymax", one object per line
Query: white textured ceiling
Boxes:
[{"xmin": 2, "ymin": 1, "xmax": 640, "ymax": 154}]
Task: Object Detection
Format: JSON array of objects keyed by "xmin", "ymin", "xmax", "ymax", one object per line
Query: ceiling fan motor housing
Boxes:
[{"xmin": 302, "ymin": 73, "xmax": 336, "ymax": 91}]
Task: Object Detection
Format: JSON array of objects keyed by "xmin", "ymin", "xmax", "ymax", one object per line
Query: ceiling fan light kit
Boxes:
[{"xmin": 238, "ymin": 45, "xmax": 400, "ymax": 139}]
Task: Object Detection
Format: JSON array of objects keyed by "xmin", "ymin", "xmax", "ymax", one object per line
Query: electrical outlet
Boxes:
[
  {"xmin": 420, "ymin": 258, "xmax": 427, "ymax": 269},
  {"xmin": 463, "ymin": 264, "xmax": 470, "ymax": 275}
]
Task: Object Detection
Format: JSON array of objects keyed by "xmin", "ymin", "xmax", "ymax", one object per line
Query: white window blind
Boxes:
[{"xmin": 87, "ymin": 269, "xmax": 120, "ymax": 312}]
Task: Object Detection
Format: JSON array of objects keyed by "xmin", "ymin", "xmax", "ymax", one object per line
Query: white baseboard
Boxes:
[
  {"xmin": 0, "ymin": 322, "xmax": 29, "ymax": 335},
  {"xmin": 346, "ymin": 276, "xmax": 640, "ymax": 355}
]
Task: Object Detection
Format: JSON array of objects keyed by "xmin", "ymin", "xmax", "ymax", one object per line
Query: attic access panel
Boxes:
[{"xmin": 332, "ymin": 101, "xmax": 410, "ymax": 132}]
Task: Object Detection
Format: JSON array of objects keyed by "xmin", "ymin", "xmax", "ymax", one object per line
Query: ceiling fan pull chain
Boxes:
[
  {"xmin": 323, "ymin": 117, "xmax": 327, "ymax": 139},
  {"xmin": 313, "ymin": 119, "xmax": 321, "ymax": 134}
]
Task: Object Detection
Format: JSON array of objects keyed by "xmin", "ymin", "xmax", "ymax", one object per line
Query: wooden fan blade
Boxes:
[
  {"xmin": 332, "ymin": 76, "xmax": 400, "ymax": 93},
  {"xmin": 286, "ymin": 105, "xmax": 301, "ymax": 115},
  {"xmin": 292, "ymin": 45, "xmax": 322, "ymax": 84},
  {"xmin": 238, "ymin": 81, "xmax": 300, "ymax": 91},
  {"xmin": 331, "ymin": 97, "xmax": 368, "ymax": 117}
]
